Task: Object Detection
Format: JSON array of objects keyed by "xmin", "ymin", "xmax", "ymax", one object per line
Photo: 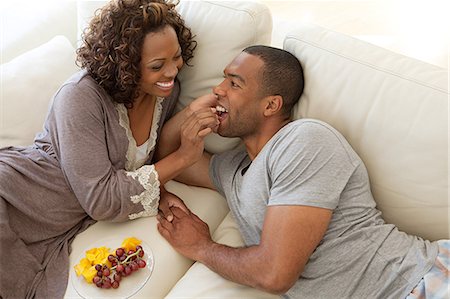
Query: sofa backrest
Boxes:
[
  {"xmin": 285, "ymin": 23, "xmax": 448, "ymax": 241},
  {"xmin": 76, "ymin": 0, "xmax": 273, "ymax": 154},
  {"xmin": 1, "ymin": 0, "xmax": 272, "ymax": 150},
  {"xmin": 0, "ymin": 0, "xmax": 78, "ymax": 64},
  {"xmin": 177, "ymin": 0, "xmax": 272, "ymax": 154}
]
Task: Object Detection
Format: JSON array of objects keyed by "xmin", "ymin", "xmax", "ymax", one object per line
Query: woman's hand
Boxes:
[
  {"xmin": 158, "ymin": 190, "xmax": 189, "ymax": 222},
  {"xmin": 189, "ymin": 93, "xmax": 218, "ymax": 112},
  {"xmin": 176, "ymin": 107, "xmax": 218, "ymax": 164}
]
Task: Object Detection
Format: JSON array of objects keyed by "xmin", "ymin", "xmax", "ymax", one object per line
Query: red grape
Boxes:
[
  {"xmin": 92, "ymin": 276, "xmax": 102, "ymax": 284},
  {"xmin": 124, "ymin": 266, "xmax": 132, "ymax": 275},
  {"xmin": 137, "ymin": 259, "xmax": 146, "ymax": 268},
  {"xmin": 111, "ymin": 280, "xmax": 120, "ymax": 289},
  {"xmin": 113, "ymin": 273, "xmax": 121, "ymax": 282},
  {"xmin": 116, "ymin": 264, "xmax": 124, "ymax": 273},
  {"xmin": 116, "ymin": 248, "xmax": 125, "ymax": 257},
  {"xmin": 83, "ymin": 243, "xmax": 148, "ymax": 290},
  {"xmin": 102, "ymin": 268, "xmax": 110, "ymax": 277},
  {"xmin": 130, "ymin": 261, "xmax": 139, "ymax": 271}
]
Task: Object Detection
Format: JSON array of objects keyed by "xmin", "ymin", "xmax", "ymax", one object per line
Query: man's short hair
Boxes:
[{"xmin": 243, "ymin": 45, "xmax": 304, "ymax": 117}]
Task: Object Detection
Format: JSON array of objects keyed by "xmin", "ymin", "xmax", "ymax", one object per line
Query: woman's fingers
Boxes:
[{"xmin": 181, "ymin": 108, "xmax": 218, "ymax": 139}]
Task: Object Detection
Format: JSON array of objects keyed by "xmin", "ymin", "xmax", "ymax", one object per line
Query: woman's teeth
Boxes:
[{"xmin": 156, "ymin": 80, "xmax": 174, "ymax": 88}]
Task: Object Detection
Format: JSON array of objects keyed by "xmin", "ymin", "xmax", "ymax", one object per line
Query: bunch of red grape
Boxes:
[{"xmin": 92, "ymin": 245, "xmax": 147, "ymax": 289}]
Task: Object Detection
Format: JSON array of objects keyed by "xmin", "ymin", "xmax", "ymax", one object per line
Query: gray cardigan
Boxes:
[{"xmin": 0, "ymin": 70, "xmax": 179, "ymax": 298}]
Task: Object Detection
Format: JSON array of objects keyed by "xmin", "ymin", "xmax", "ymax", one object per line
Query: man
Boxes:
[{"xmin": 156, "ymin": 45, "xmax": 448, "ymax": 298}]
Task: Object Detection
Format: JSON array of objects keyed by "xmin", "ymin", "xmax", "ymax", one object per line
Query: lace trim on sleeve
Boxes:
[{"xmin": 126, "ymin": 164, "xmax": 160, "ymax": 220}]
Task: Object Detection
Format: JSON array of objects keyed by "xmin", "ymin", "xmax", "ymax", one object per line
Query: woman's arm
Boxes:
[
  {"xmin": 153, "ymin": 106, "xmax": 218, "ymax": 186},
  {"xmin": 155, "ymin": 94, "xmax": 218, "ymax": 161},
  {"xmin": 52, "ymin": 83, "xmax": 215, "ymax": 222}
]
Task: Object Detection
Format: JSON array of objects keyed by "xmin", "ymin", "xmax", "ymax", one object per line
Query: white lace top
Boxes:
[{"xmin": 115, "ymin": 97, "xmax": 164, "ymax": 219}]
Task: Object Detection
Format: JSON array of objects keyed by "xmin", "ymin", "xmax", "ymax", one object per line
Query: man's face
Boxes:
[{"xmin": 213, "ymin": 52, "xmax": 266, "ymax": 138}]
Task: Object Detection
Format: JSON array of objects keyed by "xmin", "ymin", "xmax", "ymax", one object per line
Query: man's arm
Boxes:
[
  {"xmin": 173, "ymin": 151, "xmax": 215, "ymax": 189},
  {"xmin": 157, "ymin": 204, "xmax": 332, "ymax": 294}
]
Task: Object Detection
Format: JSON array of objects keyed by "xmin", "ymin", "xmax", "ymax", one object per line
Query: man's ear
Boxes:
[{"xmin": 263, "ymin": 95, "xmax": 283, "ymax": 116}]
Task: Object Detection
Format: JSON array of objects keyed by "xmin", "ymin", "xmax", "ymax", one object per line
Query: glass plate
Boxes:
[{"xmin": 72, "ymin": 236, "xmax": 154, "ymax": 299}]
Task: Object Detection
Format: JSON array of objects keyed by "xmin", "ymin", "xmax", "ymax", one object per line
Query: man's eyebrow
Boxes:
[{"xmin": 225, "ymin": 72, "xmax": 246, "ymax": 85}]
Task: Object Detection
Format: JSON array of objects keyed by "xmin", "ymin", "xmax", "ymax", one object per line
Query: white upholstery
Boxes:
[
  {"xmin": 176, "ymin": 1, "xmax": 272, "ymax": 154},
  {"xmin": 0, "ymin": 36, "xmax": 79, "ymax": 148},
  {"xmin": 1, "ymin": 1, "xmax": 448, "ymax": 298},
  {"xmin": 0, "ymin": 1, "xmax": 78, "ymax": 64},
  {"xmin": 65, "ymin": 180, "xmax": 230, "ymax": 298},
  {"xmin": 286, "ymin": 23, "xmax": 448, "ymax": 241}
]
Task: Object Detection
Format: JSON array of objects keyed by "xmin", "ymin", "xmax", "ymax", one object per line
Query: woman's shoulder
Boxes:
[
  {"xmin": 51, "ymin": 70, "xmax": 113, "ymax": 116},
  {"xmin": 59, "ymin": 70, "xmax": 104, "ymax": 97}
]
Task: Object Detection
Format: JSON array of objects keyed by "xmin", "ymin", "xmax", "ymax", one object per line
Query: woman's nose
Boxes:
[{"xmin": 165, "ymin": 63, "xmax": 179, "ymax": 78}]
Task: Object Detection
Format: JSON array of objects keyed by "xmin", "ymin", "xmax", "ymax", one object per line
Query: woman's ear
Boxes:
[{"xmin": 263, "ymin": 95, "xmax": 283, "ymax": 116}]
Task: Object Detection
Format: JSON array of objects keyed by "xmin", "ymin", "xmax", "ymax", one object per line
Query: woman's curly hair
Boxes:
[{"xmin": 76, "ymin": 0, "xmax": 196, "ymax": 107}]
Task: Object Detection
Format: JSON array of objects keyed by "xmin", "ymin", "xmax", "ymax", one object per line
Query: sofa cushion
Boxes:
[
  {"xmin": 176, "ymin": 0, "xmax": 272, "ymax": 154},
  {"xmin": 284, "ymin": 23, "xmax": 448, "ymax": 241},
  {"xmin": 76, "ymin": 0, "xmax": 273, "ymax": 154},
  {"xmin": 0, "ymin": 35, "xmax": 79, "ymax": 148},
  {"xmin": 64, "ymin": 180, "xmax": 229, "ymax": 298},
  {"xmin": 165, "ymin": 212, "xmax": 280, "ymax": 299},
  {"xmin": 1, "ymin": 1, "xmax": 77, "ymax": 64}
]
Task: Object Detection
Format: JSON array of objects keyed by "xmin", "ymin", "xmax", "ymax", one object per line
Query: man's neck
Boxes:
[{"xmin": 243, "ymin": 118, "xmax": 291, "ymax": 160}]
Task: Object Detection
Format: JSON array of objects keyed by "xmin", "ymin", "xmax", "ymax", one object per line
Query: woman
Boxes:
[{"xmin": 0, "ymin": 0, "xmax": 217, "ymax": 297}]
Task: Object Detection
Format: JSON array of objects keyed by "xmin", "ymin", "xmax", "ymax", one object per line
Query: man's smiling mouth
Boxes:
[{"xmin": 215, "ymin": 105, "xmax": 228, "ymax": 116}]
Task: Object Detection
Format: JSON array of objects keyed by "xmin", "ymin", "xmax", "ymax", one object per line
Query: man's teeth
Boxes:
[{"xmin": 215, "ymin": 105, "xmax": 228, "ymax": 113}]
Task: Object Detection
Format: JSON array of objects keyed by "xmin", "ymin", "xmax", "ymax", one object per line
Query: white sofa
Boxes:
[{"xmin": 1, "ymin": 1, "xmax": 448, "ymax": 298}]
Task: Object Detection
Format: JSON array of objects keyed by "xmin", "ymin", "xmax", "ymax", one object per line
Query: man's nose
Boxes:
[{"xmin": 213, "ymin": 82, "xmax": 226, "ymax": 97}]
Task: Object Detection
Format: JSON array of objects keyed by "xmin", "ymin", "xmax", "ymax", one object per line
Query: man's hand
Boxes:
[
  {"xmin": 157, "ymin": 205, "xmax": 332, "ymax": 294},
  {"xmin": 157, "ymin": 207, "xmax": 213, "ymax": 260},
  {"xmin": 158, "ymin": 190, "xmax": 188, "ymax": 222}
]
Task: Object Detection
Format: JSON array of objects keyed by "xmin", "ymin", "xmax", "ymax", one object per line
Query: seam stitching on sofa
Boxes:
[
  {"xmin": 203, "ymin": 1, "xmax": 271, "ymax": 49},
  {"xmin": 250, "ymin": 9, "xmax": 271, "ymax": 44},
  {"xmin": 204, "ymin": 1, "xmax": 263, "ymax": 15},
  {"xmin": 285, "ymin": 36, "xmax": 448, "ymax": 94}
]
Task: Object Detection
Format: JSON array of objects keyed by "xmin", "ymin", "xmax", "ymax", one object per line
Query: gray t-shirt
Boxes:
[{"xmin": 210, "ymin": 119, "xmax": 438, "ymax": 299}]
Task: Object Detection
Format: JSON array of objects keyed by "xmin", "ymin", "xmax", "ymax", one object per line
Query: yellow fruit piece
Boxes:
[
  {"xmin": 85, "ymin": 246, "xmax": 110, "ymax": 265},
  {"xmin": 121, "ymin": 236, "xmax": 142, "ymax": 252},
  {"xmin": 81, "ymin": 266, "xmax": 98, "ymax": 284},
  {"xmin": 74, "ymin": 258, "xmax": 91, "ymax": 276},
  {"xmin": 74, "ymin": 237, "xmax": 143, "ymax": 284}
]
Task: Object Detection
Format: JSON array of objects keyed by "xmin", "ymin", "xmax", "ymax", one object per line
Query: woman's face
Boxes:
[{"xmin": 139, "ymin": 25, "xmax": 183, "ymax": 98}]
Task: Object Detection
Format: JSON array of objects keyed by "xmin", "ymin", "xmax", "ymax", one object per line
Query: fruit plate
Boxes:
[{"xmin": 72, "ymin": 236, "xmax": 154, "ymax": 299}]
